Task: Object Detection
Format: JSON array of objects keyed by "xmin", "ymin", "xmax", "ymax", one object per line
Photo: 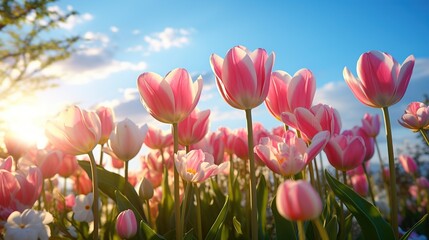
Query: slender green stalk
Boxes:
[
  {"xmin": 146, "ymin": 199, "xmax": 153, "ymax": 228},
  {"xmin": 124, "ymin": 160, "xmax": 129, "ymax": 184},
  {"xmin": 180, "ymin": 182, "xmax": 191, "ymax": 233},
  {"xmin": 245, "ymin": 109, "xmax": 258, "ymax": 240},
  {"xmin": 374, "ymin": 138, "xmax": 390, "ymax": 203},
  {"xmin": 160, "ymin": 148, "xmax": 169, "ymax": 186},
  {"xmin": 194, "ymin": 183, "xmax": 203, "ymax": 240},
  {"xmin": 308, "ymin": 160, "xmax": 316, "ymax": 188},
  {"xmin": 313, "ymin": 159, "xmax": 323, "ymax": 200},
  {"xmin": 87, "ymin": 151, "xmax": 99, "ymax": 240},
  {"xmin": 99, "ymin": 143, "xmax": 104, "ymax": 166},
  {"xmin": 419, "ymin": 129, "xmax": 429, "ymax": 145},
  {"xmin": 297, "ymin": 221, "xmax": 305, "ymax": 240},
  {"xmin": 172, "ymin": 122, "xmax": 181, "ymax": 240},
  {"xmin": 381, "ymin": 107, "xmax": 398, "ymax": 238},
  {"xmin": 312, "ymin": 219, "xmax": 329, "ymax": 240},
  {"xmin": 361, "ymin": 163, "xmax": 376, "ymax": 205}
]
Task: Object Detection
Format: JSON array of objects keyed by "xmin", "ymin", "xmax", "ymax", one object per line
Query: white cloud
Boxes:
[
  {"xmin": 44, "ymin": 31, "xmax": 147, "ymax": 84},
  {"xmin": 46, "ymin": 5, "xmax": 93, "ymax": 30},
  {"xmin": 132, "ymin": 29, "xmax": 141, "ymax": 35},
  {"xmin": 144, "ymin": 27, "xmax": 192, "ymax": 53},
  {"xmin": 110, "ymin": 26, "xmax": 119, "ymax": 33},
  {"xmin": 412, "ymin": 58, "xmax": 429, "ymax": 80},
  {"xmin": 126, "ymin": 45, "xmax": 144, "ymax": 52}
]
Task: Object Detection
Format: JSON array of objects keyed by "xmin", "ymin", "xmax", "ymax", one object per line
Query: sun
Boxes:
[{"xmin": 1, "ymin": 99, "xmax": 60, "ymax": 149}]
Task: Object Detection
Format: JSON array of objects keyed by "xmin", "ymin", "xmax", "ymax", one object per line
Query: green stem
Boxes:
[
  {"xmin": 172, "ymin": 122, "xmax": 181, "ymax": 239},
  {"xmin": 194, "ymin": 183, "xmax": 203, "ymax": 240},
  {"xmin": 124, "ymin": 160, "xmax": 129, "ymax": 184},
  {"xmin": 362, "ymin": 163, "xmax": 376, "ymax": 205},
  {"xmin": 313, "ymin": 159, "xmax": 323, "ymax": 200},
  {"xmin": 297, "ymin": 220, "xmax": 305, "ymax": 240},
  {"xmin": 87, "ymin": 151, "xmax": 99, "ymax": 240},
  {"xmin": 99, "ymin": 143, "xmax": 104, "ymax": 166},
  {"xmin": 160, "ymin": 148, "xmax": 169, "ymax": 186},
  {"xmin": 419, "ymin": 129, "xmax": 429, "ymax": 146},
  {"xmin": 180, "ymin": 182, "xmax": 191, "ymax": 234},
  {"xmin": 312, "ymin": 219, "xmax": 329, "ymax": 240},
  {"xmin": 245, "ymin": 109, "xmax": 258, "ymax": 240},
  {"xmin": 185, "ymin": 145, "xmax": 190, "ymax": 153},
  {"xmin": 374, "ymin": 138, "xmax": 390, "ymax": 203},
  {"xmin": 146, "ymin": 199, "xmax": 152, "ymax": 228},
  {"xmin": 381, "ymin": 107, "xmax": 398, "ymax": 238}
]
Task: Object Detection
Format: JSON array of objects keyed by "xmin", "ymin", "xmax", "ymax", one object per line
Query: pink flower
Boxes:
[
  {"xmin": 399, "ymin": 102, "xmax": 429, "ymax": 132},
  {"xmin": 281, "ymin": 104, "xmax": 342, "ymax": 141},
  {"xmin": 71, "ymin": 166, "xmax": 92, "ymax": 195},
  {"xmin": 349, "ymin": 126, "xmax": 375, "ymax": 162},
  {"xmin": 178, "ymin": 109, "xmax": 210, "ymax": 146},
  {"xmin": 0, "ymin": 157, "xmax": 43, "ymax": 221},
  {"xmin": 58, "ymin": 153, "xmax": 79, "ymax": 178},
  {"xmin": 231, "ymin": 128, "xmax": 249, "ymax": 160},
  {"xmin": 137, "ymin": 68, "xmax": 203, "ymax": 124},
  {"xmin": 324, "ymin": 132, "xmax": 366, "ymax": 171},
  {"xmin": 191, "ymin": 131, "xmax": 226, "ymax": 166},
  {"xmin": 45, "ymin": 106, "xmax": 102, "ymax": 155},
  {"xmin": 144, "ymin": 125, "xmax": 173, "ymax": 150},
  {"xmin": 174, "ymin": 149, "xmax": 229, "ymax": 183},
  {"xmin": 254, "ymin": 130, "xmax": 329, "ymax": 177},
  {"xmin": 276, "ymin": 180, "xmax": 322, "ymax": 221},
  {"xmin": 108, "ymin": 118, "xmax": 148, "ymax": 162},
  {"xmin": 266, "ymin": 69, "xmax": 316, "ymax": 121},
  {"xmin": 210, "ymin": 46, "xmax": 275, "ymax": 110},
  {"xmin": 361, "ymin": 113, "xmax": 381, "ymax": 138},
  {"xmin": 351, "ymin": 174, "xmax": 368, "ymax": 197},
  {"xmin": 398, "ymin": 154, "xmax": 418, "ymax": 175},
  {"xmin": 3, "ymin": 131, "xmax": 32, "ymax": 161},
  {"xmin": 116, "ymin": 209, "xmax": 138, "ymax": 239},
  {"xmin": 343, "ymin": 50, "xmax": 415, "ymax": 108},
  {"xmin": 96, "ymin": 106, "xmax": 115, "ymax": 145},
  {"xmin": 111, "ymin": 156, "xmax": 125, "ymax": 169}
]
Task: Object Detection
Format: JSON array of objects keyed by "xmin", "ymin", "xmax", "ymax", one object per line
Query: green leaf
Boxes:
[
  {"xmin": 156, "ymin": 168, "xmax": 175, "ymax": 234},
  {"xmin": 399, "ymin": 214, "xmax": 428, "ymax": 240},
  {"xmin": 257, "ymin": 175, "xmax": 268, "ymax": 239},
  {"xmin": 140, "ymin": 220, "xmax": 165, "ymax": 240},
  {"xmin": 78, "ymin": 161, "xmax": 146, "ymax": 220},
  {"xmin": 184, "ymin": 229, "xmax": 197, "ymax": 240},
  {"xmin": 325, "ymin": 170, "xmax": 394, "ymax": 240},
  {"xmin": 325, "ymin": 215, "xmax": 339, "ymax": 240},
  {"xmin": 271, "ymin": 196, "xmax": 297, "ymax": 240},
  {"xmin": 205, "ymin": 196, "xmax": 230, "ymax": 240},
  {"xmin": 233, "ymin": 216, "xmax": 243, "ymax": 236}
]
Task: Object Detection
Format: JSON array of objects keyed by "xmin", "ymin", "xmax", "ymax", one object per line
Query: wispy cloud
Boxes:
[
  {"xmin": 126, "ymin": 27, "xmax": 193, "ymax": 54},
  {"xmin": 43, "ymin": 5, "xmax": 93, "ymax": 30},
  {"xmin": 44, "ymin": 31, "xmax": 147, "ymax": 84},
  {"xmin": 110, "ymin": 26, "xmax": 119, "ymax": 33}
]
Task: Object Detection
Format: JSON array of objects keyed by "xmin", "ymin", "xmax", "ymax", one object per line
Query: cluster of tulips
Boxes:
[{"xmin": 1, "ymin": 46, "xmax": 429, "ymax": 240}]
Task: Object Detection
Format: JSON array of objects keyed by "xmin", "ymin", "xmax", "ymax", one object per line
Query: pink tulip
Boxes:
[
  {"xmin": 174, "ymin": 149, "xmax": 229, "ymax": 183},
  {"xmin": 272, "ymin": 126, "xmax": 286, "ymax": 138},
  {"xmin": 116, "ymin": 209, "xmax": 138, "ymax": 239},
  {"xmin": 58, "ymin": 153, "xmax": 79, "ymax": 178},
  {"xmin": 218, "ymin": 127, "xmax": 235, "ymax": 154},
  {"xmin": 178, "ymin": 109, "xmax": 210, "ymax": 146},
  {"xmin": 351, "ymin": 174, "xmax": 368, "ymax": 197},
  {"xmin": 37, "ymin": 149, "xmax": 63, "ymax": 179},
  {"xmin": 111, "ymin": 156, "xmax": 125, "ymax": 169},
  {"xmin": 349, "ymin": 126, "xmax": 375, "ymax": 162},
  {"xmin": 347, "ymin": 161, "xmax": 369, "ymax": 176},
  {"xmin": 3, "ymin": 131, "xmax": 32, "ymax": 161},
  {"xmin": 45, "ymin": 105, "xmax": 102, "ymax": 155},
  {"xmin": 398, "ymin": 154, "xmax": 418, "ymax": 175},
  {"xmin": 343, "ymin": 50, "xmax": 415, "ymax": 108},
  {"xmin": 416, "ymin": 177, "xmax": 429, "ymax": 189},
  {"xmin": 361, "ymin": 113, "xmax": 381, "ymax": 138},
  {"xmin": 254, "ymin": 130, "xmax": 329, "ymax": 177},
  {"xmin": 191, "ymin": 131, "xmax": 225, "ymax": 166},
  {"xmin": 276, "ymin": 180, "xmax": 322, "ymax": 221},
  {"xmin": 281, "ymin": 104, "xmax": 342, "ymax": 141},
  {"xmin": 232, "ymin": 128, "xmax": 249, "ymax": 160},
  {"xmin": 108, "ymin": 118, "xmax": 148, "ymax": 162},
  {"xmin": 139, "ymin": 177, "xmax": 154, "ymax": 201},
  {"xmin": 266, "ymin": 69, "xmax": 316, "ymax": 121},
  {"xmin": 96, "ymin": 106, "xmax": 115, "ymax": 145},
  {"xmin": 324, "ymin": 132, "xmax": 366, "ymax": 171},
  {"xmin": 144, "ymin": 125, "xmax": 173, "ymax": 150},
  {"xmin": 141, "ymin": 151, "xmax": 164, "ymax": 188},
  {"xmin": 210, "ymin": 46, "xmax": 275, "ymax": 110},
  {"xmin": 72, "ymin": 166, "xmax": 92, "ymax": 195},
  {"xmin": 398, "ymin": 102, "xmax": 429, "ymax": 132},
  {"xmin": 137, "ymin": 68, "xmax": 203, "ymax": 124}
]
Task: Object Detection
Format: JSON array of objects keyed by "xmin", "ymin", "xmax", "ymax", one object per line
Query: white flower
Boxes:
[
  {"xmin": 4, "ymin": 209, "xmax": 53, "ymax": 240},
  {"xmin": 72, "ymin": 193, "xmax": 101, "ymax": 222}
]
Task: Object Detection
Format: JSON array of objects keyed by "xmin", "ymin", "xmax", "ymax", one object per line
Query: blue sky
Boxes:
[{"xmin": 4, "ymin": 1, "xmax": 429, "ymax": 162}]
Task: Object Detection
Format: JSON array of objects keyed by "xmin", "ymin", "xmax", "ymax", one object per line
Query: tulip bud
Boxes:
[
  {"xmin": 96, "ymin": 106, "xmax": 115, "ymax": 145},
  {"xmin": 139, "ymin": 177, "xmax": 154, "ymax": 201},
  {"xmin": 276, "ymin": 180, "xmax": 322, "ymax": 221},
  {"xmin": 116, "ymin": 209, "xmax": 137, "ymax": 239},
  {"xmin": 399, "ymin": 154, "xmax": 418, "ymax": 175}
]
